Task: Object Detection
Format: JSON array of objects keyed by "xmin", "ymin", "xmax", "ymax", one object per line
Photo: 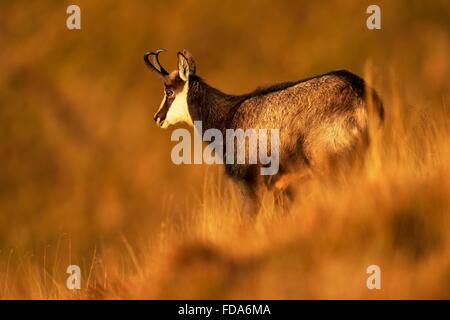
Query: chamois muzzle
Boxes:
[{"xmin": 153, "ymin": 112, "xmax": 166, "ymax": 127}]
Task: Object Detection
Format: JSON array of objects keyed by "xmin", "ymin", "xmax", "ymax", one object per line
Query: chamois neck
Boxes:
[{"xmin": 188, "ymin": 76, "xmax": 242, "ymax": 132}]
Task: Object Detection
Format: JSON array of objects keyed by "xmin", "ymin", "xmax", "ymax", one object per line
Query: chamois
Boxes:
[{"xmin": 144, "ymin": 49, "xmax": 384, "ymax": 217}]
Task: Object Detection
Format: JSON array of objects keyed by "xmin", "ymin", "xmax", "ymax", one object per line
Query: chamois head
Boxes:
[{"xmin": 144, "ymin": 49, "xmax": 196, "ymax": 128}]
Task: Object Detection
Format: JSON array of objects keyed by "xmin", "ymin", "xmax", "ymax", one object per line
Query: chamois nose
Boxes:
[{"xmin": 154, "ymin": 113, "xmax": 165, "ymax": 127}]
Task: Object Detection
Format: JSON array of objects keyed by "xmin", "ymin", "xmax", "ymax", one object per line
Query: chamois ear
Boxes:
[
  {"xmin": 181, "ymin": 49, "xmax": 196, "ymax": 75},
  {"xmin": 177, "ymin": 52, "xmax": 190, "ymax": 81}
]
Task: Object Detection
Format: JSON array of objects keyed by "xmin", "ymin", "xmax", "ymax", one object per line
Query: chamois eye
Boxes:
[{"xmin": 165, "ymin": 89, "xmax": 174, "ymax": 97}]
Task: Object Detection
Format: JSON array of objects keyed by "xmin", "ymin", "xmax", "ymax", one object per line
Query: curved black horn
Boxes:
[{"xmin": 144, "ymin": 49, "xmax": 169, "ymax": 77}]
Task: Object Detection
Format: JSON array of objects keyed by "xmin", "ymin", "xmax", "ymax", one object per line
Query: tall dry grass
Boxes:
[
  {"xmin": 2, "ymin": 69, "xmax": 449, "ymax": 299},
  {"xmin": 0, "ymin": 0, "xmax": 449, "ymax": 299}
]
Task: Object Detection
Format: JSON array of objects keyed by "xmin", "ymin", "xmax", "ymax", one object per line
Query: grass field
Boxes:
[{"xmin": 0, "ymin": 0, "xmax": 449, "ymax": 299}]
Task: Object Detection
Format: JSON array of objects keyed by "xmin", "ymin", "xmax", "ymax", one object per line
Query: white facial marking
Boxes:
[{"xmin": 164, "ymin": 82, "xmax": 193, "ymax": 127}]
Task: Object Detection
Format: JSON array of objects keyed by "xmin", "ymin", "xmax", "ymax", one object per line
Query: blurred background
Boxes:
[{"xmin": 0, "ymin": 0, "xmax": 449, "ymax": 299}]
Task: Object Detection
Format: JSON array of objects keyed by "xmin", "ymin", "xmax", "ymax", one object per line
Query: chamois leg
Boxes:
[
  {"xmin": 271, "ymin": 170, "xmax": 311, "ymax": 212},
  {"xmin": 238, "ymin": 182, "xmax": 260, "ymax": 221},
  {"xmin": 272, "ymin": 174, "xmax": 296, "ymax": 212},
  {"xmin": 274, "ymin": 186, "xmax": 295, "ymax": 212}
]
